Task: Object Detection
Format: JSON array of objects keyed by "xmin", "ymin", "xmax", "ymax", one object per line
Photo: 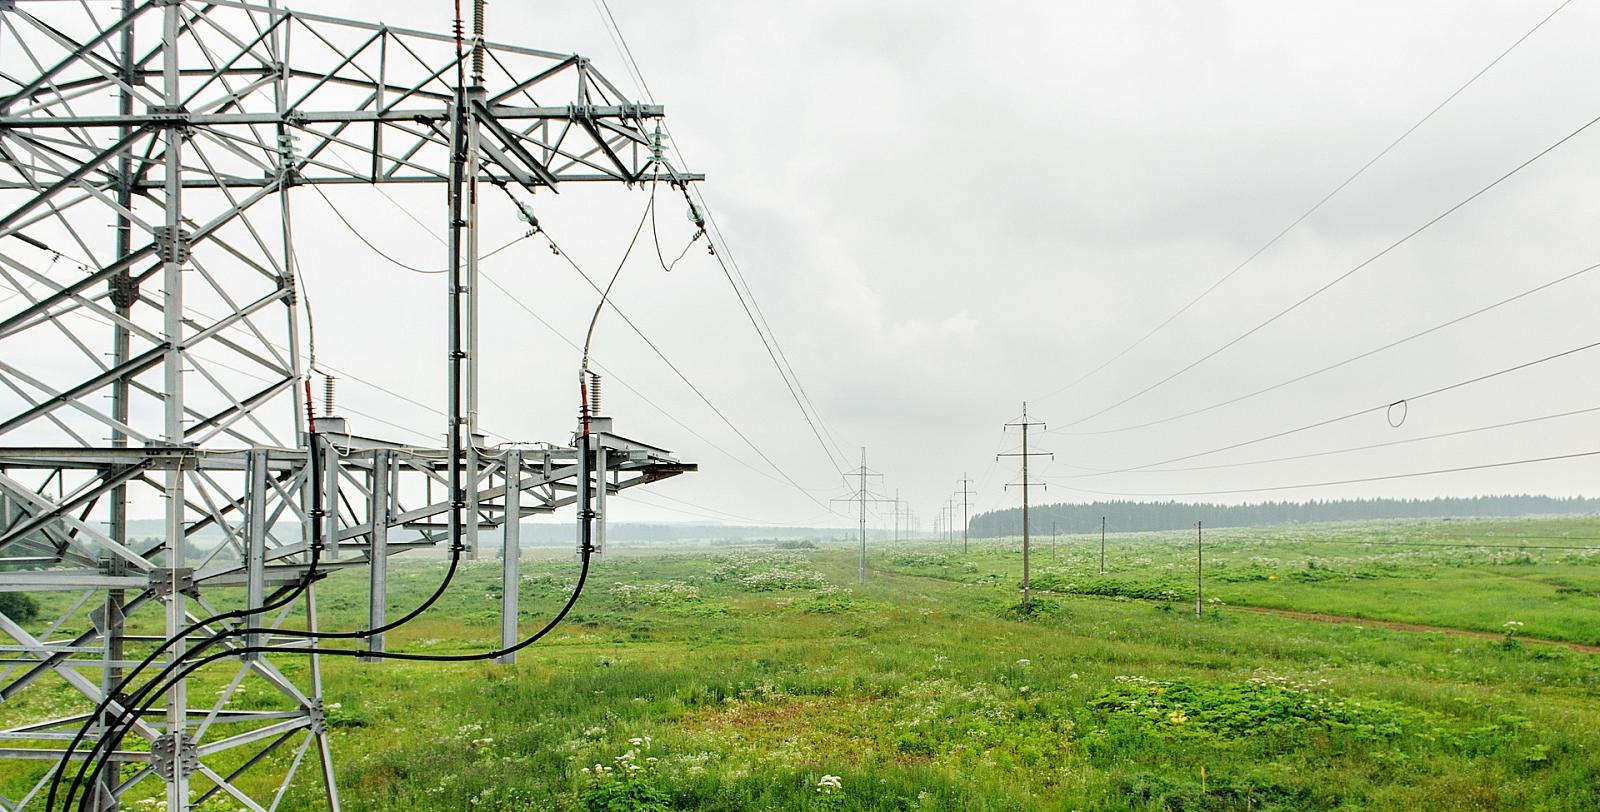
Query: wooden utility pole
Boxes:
[
  {"xmin": 957, "ymin": 474, "xmax": 975, "ymax": 553},
  {"xmin": 1000, "ymin": 402, "xmax": 1051, "ymax": 611},
  {"xmin": 1195, "ymin": 520, "xmax": 1204, "ymax": 618},
  {"xmin": 1100, "ymin": 515, "xmax": 1106, "ymax": 575},
  {"xmin": 945, "ymin": 498, "xmax": 956, "ymax": 544}
]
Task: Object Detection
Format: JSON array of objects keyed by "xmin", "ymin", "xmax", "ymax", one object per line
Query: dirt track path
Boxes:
[
  {"xmin": 875, "ymin": 567, "xmax": 1600, "ymax": 655},
  {"xmin": 1226, "ymin": 604, "xmax": 1600, "ymax": 655}
]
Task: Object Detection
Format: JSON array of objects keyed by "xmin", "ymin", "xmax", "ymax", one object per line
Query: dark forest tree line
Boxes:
[{"xmin": 968, "ymin": 495, "xmax": 1600, "ymax": 537}]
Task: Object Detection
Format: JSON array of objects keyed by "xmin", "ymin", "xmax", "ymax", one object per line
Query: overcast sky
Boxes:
[{"xmin": 306, "ymin": 0, "xmax": 1600, "ymax": 531}]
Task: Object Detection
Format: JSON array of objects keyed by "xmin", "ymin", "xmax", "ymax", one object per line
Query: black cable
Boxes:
[
  {"xmin": 51, "ymin": 449, "xmax": 475, "ymax": 811},
  {"xmin": 68, "ymin": 142, "xmax": 686, "ymax": 805},
  {"xmin": 649, "ymin": 178, "xmax": 704, "ymax": 272},
  {"xmin": 313, "ymin": 168, "xmax": 839, "ymax": 511},
  {"xmin": 478, "ymin": 270, "xmax": 836, "ymax": 499},
  {"xmin": 509, "ymin": 190, "xmax": 843, "ymax": 512},
  {"xmin": 1037, "ymin": 0, "xmax": 1577, "ymax": 403},
  {"xmin": 1057, "ymin": 106, "xmax": 1600, "ymax": 432},
  {"xmin": 72, "ymin": 230, "xmax": 619, "ymax": 812},
  {"xmin": 66, "ymin": 209, "xmax": 619, "ymax": 810},
  {"xmin": 68, "ymin": 545, "xmax": 595, "ymax": 812},
  {"xmin": 306, "ymin": 180, "xmax": 535, "ymax": 274},
  {"xmin": 1056, "ymin": 259, "xmax": 1600, "ymax": 437},
  {"xmin": 47, "ymin": 427, "xmax": 325, "ymax": 809},
  {"xmin": 1069, "ymin": 335, "xmax": 1600, "ymax": 478},
  {"xmin": 64, "ymin": 50, "xmax": 476, "ymax": 807}
]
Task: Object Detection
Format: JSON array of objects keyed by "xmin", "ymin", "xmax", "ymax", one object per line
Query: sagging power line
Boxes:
[{"xmin": 1037, "ymin": 0, "xmax": 1576, "ymax": 405}]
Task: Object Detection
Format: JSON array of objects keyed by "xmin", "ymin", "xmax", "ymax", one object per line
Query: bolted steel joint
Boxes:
[
  {"xmin": 307, "ymin": 698, "xmax": 328, "ymax": 735},
  {"xmin": 148, "ymin": 104, "xmax": 192, "ymax": 130},
  {"xmin": 152, "ymin": 225, "xmax": 192, "ymax": 265},
  {"xmin": 150, "ymin": 732, "xmax": 199, "ymax": 781},
  {"xmin": 149, "ymin": 566, "xmax": 197, "ymax": 599},
  {"xmin": 108, "ymin": 273, "xmax": 139, "ymax": 308}
]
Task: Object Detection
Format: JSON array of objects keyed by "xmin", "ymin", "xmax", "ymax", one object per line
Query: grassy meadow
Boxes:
[{"xmin": 3, "ymin": 517, "xmax": 1599, "ymax": 810}]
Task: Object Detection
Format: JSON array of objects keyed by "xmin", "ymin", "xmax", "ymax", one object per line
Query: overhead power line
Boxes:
[
  {"xmin": 479, "ymin": 270, "xmax": 835, "ymax": 504},
  {"xmin": 1068, "ymin": 336, "xmax": 1600, "ymax": 477},
  {"xmin": 588, "ymin": 1, "xmax": 854, "ymax": 477},
  {"xmin": 1183, "ymin": 536, "xmax": 1600, "ymax": 552},
  {"xmin": 1055, "ymin": 258, "xmax": 1600, "ymax": 437},
  {"xmin": 620, "ymin": 488, "xmax": 837, "ymax": 527},
  {"xmin": 1061, "ymin": 402, "xmax": 1600, "ymax": 477},
  {"xmin": 305, "ymin": 153, "xmax": 846, "ymax": 516},
  {"xmin": 1054, "ymin": 448, "xmax": 1600, "ymax": 498},
  {"xmin": 1058, "ymin": 104, "xmax": 1600, "ymax": 432},
  {"xmin": 1038, "ymin": 0, "xmax": 1576, "ymax": 403},
  {"xmin": 529, "ymin": 213, "xmax": 845, "ymax": 514}
]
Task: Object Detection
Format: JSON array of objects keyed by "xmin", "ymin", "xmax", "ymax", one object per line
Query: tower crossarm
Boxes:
[{"xmin": 0, "ymin": 3, "xmax": 701, "ymax": 193}]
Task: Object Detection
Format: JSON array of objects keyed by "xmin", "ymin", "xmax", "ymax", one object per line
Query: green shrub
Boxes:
[
  {"xmin": 0, "ymin": 591, "xmax": 39, "ymax": 622},
  {"xmin": 1090, "ymin": 674, "xmax": 1420, "ymax": 743},
  {"xmin": 580, "ymin": 744, "xmax": 671, "ymax": 812}
]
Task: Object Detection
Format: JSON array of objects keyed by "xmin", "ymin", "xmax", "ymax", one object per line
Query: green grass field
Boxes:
[{"xmin": 4, "ymin": 517, "xmax": 1599, "ymax": 810}]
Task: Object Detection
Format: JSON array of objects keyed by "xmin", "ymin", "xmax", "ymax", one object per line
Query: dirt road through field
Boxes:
[{"xmin": 1227, "ymin": 604, "xmax": 1600, "ymax": 655}]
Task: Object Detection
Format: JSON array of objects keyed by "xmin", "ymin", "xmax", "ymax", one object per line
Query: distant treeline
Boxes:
[{"xmin": 969, "ymin": 495, "xmax": 1600, "ymax": 537}]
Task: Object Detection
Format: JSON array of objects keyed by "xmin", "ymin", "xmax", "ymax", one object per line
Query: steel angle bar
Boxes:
[
  {"xmin": 0, "ymin": 344, "xmax": 167, "ymax": 435},
  {"xmin": 0, "ymin": 613, "xmax": 161, "ymax": 739},
  {"xmin": 0, "ymin": 592, "xmax": 154, "ymax": 702},
  {"xmin": 0, "ymin": 462, "xmax": 145, "ymax": 551},
  {"xmin": 0, "ymin": 474, "xmax": 154, "ymax": 570},
  {"xmin": 194, "ymin": 716, "xmax": 311, "ymax": 759},
  {"xmin": 0, "ymin": 126, "xmax": 147, "ymax": 236},
  {"xmin": 471, "ymin": 99, "xmax": 559, "ymax": 189},
  {"xmin": 0, "ymin": 2, "xmax": 156, "ymax": 111},
  {"xmin": 0, "ymin": 254, "xmax": 160, "ymax": 344}
]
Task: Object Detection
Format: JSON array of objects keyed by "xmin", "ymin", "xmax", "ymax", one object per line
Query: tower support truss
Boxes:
[{"xmin": 0, "ymin": 2, "xmax": 696, "ymax": 809}]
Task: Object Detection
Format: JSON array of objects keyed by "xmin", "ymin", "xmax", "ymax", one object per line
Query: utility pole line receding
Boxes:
[
  {"xmin": 1000, "ymin": 402, "xmax": 1051, "ymax": 611},
  {"xmin": 957, "ymin": 474, "xmax": 976, "ymax": 553},
  {"xmin": 894, "ymin": 488, "xmax": 901, "ymax": 543},
  {"xmin": 946, "ymin": 497, "xmax": 957, "ymax": 544}
]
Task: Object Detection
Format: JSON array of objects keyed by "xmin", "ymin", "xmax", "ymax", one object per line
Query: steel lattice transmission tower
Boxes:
[
  {"xmin": 0, "ymin": 2, "xmax": 697, "ymax": 809},
  {"xmin": 831, "ymin": 448, "xmax": 889, "ymax": 584}
]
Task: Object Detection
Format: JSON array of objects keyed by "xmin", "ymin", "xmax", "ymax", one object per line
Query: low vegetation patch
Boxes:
[{"xmin": 1090, "ymin": 674, "xmax": 1420, "ymax": 741}]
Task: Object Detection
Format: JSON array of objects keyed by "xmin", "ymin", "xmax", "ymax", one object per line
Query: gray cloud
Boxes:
[{"xmin": 318, "ymin": 0, "xmax": 1600, "ymax": 528}]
